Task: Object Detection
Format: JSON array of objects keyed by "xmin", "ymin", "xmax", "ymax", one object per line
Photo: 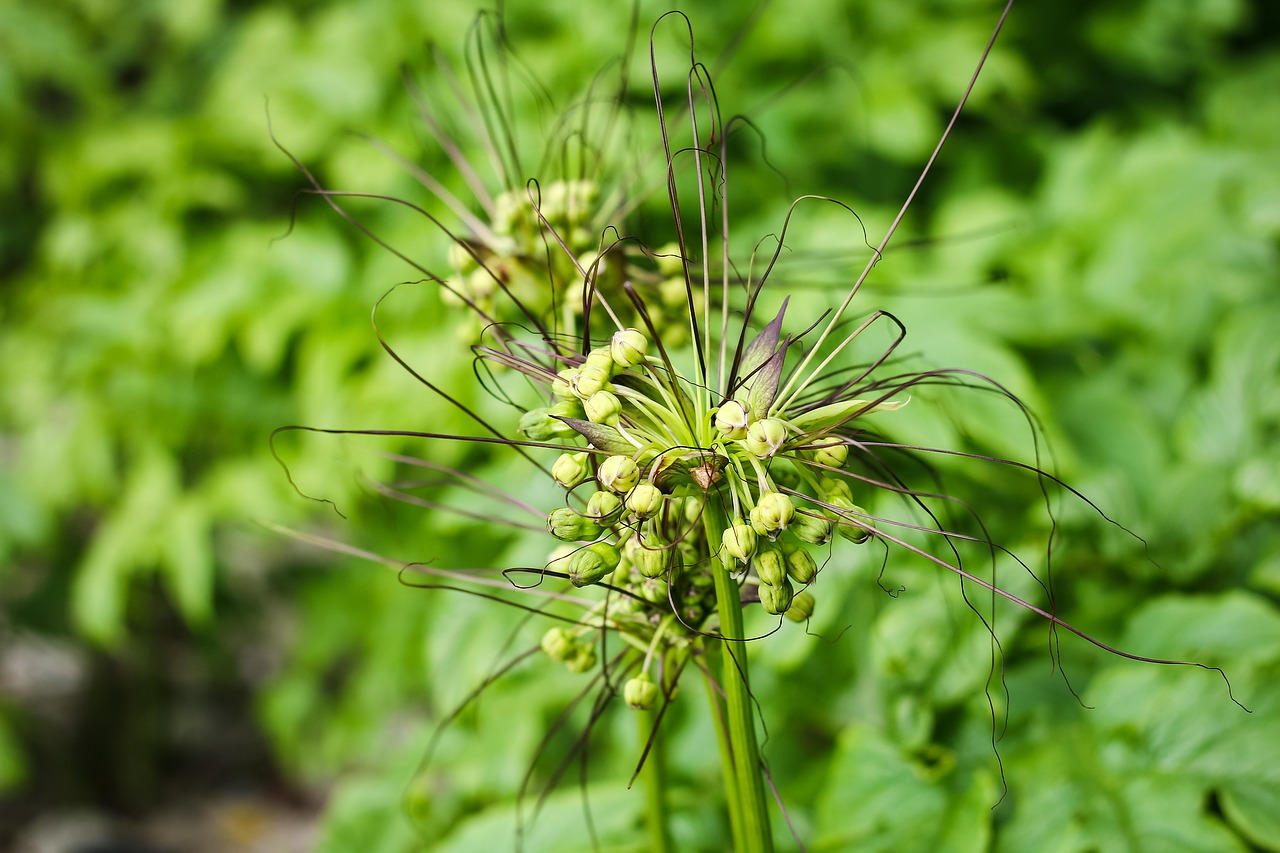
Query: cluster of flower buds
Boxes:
[
  {"xmin": 440, "ymin": 180, "xmax": 607, "ymax": 340},
  {"xmin": 539, "ymin": 625, "xmax": 598, "ymax": 674},
  {"xmin": 522, "ymin": 315, "xmax": 896, "ymax": 694}
]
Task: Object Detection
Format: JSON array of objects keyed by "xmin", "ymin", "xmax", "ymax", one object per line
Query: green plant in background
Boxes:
[
  {"xmin": 272, "ymin": 3, "xmax": 1274, "ymax": 851},
  {"xmin": 2, "ymin": 0, "xmax": 1278, "ymax": 850}
]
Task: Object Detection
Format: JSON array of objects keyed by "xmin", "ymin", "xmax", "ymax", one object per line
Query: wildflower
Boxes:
[
  {"xmin": 626, "ymin": 534, "xmax": 670, "ymax": 578},
  {"xmin": 597, "ymin": 455, "xmax": 640, "ymax": 494},
  {"xmin": 753, "ymin": 543, "xmax": 788, "ymax": 588},
  {"xmin": 547, "ymin": 507, "xmax": 603, "ymax": 542},
  {"xmin": 567, "ymin": 541, "xmax": 621, "ymax": 587},
  {"xmin": 551, "ymin": 451, "xmax": 590, "ymax": 488},
  {"xmin": 782, "ymin": 542, "xmax": 818, "ymax": 585},
  {"xmin": 750, "ymin": 491, "xmax": 795, "ymax": 536},
  {"xmin": 625, "ymin": 672, "xmax": 659, "ymax": 710},
  {"xmin": 274, "ymin": 8, "xmax": 1239, "ymax": 850},
  {"xmin": 611, "ymin": 328, "xmax": 648, "ymax": 368},
  {"xmin": 758, "ymin": 578, "xmax": 795, "ymax": 616},
  {"xmin": 785, "ymin": 590, "xmax": 816, "ymax": 623},
  {"xmin": 625, "ymin": 483, "xmax": 665, "ymax": 520}
]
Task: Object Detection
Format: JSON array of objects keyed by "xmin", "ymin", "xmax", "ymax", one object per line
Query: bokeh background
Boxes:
[{"xmin": 2, "ymin": 0, "xmax": 1279, "ymax": 850}]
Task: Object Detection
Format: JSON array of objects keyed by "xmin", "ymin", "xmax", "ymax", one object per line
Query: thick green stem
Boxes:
[
  {"xmin": 704, "ymin": 500, "xmax": 774, "ymax": 852},
  {"xmin": 704, "ymin": 640, "xmax": 746, "ymax": 848},
  {"xmin": 636, "ymin": 708, "xmax": 675, "ymax": 853}
]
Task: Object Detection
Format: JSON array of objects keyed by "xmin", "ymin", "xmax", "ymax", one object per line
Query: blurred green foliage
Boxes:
[{"xmin": 2, "ymin": 0, "xmax": 1278, "ymax": 850}]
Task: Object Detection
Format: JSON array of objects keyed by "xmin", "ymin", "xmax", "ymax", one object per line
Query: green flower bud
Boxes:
[
  {"xmin": 547, "ymin": 507, "xmax": 604, "ymax": 542},
  {"xmin": 585, "ymin": 347, "xmax": 616, "ymax": 376},
  {"xmin": 569, "ymin": 364, "xmax": 610, "ymax": 399},
  {"xmin": 790, "ymin": 512, "xmax": 832, "ymax": 546},
  {"xmin": 810, "ymin": 436, "xmax": 848, "ymax": 469},
  {"xmin": 759, "ymin": 578, "xmax": 795, "ymax": 615},
  {"xmin": 584, "ymin": 390, "xmax": 622, "ymax": 425},
  {"xmin": 586, "ymin": 490, "xmax": 623, "ymax": 524},
  {"xmin": 598, "ymin": 455, "xmax": 640, "ymax": 494},
  {"xmin": 825, "ymin": 495, "xmax": 873, "ymax": 544},
  {"xmin": 551, "ymin": 452, "xmax": 590, "ymax": 489},
  {"xmin": 785, "ymin": 590, "xmax": 816, "ymax": 623},
  {"xmin": 715, "ymin": 400, "xmax": 750, "ymax": 440},
  {"xmin": 519, "ymin": 407, "xmax": 573, "ymax": 441},
  {"xmin": 624, "ymin": 672, "xmax": 659, "ymax": 709},
  {"xmin": 638, "ymin": 575, "xmax": 669, "ymax": 603},
  {"xmin": 626, "ymin": 535, "xmax": 670, "ymax": 579},
  {"xmin": 745, "ymin": 417, "xmax": 788, "ymax": 458},
  {"xmin": 568, "ymin": 542, "xmax": 621, "ymax": 587},
  {"xmin": 753, "ymin": 543, "xmax": 788, "ymax": 588},
  {"xmin": 611, "ymin": 328, "xmax": 648, "ymax": 368},
  {"xmin": 551, "ymin": 368, "xmax": 577, "ymax": 401},
  {"xmin": 566, "ymin": 643, "xmax": 597, "ymax": 673},
  {"xmin": 540, "ymin": 627, "xmax": 575, "ymax": 662},
  {"xmin": 750, "ymin": 491, "xmax": 795, "ymax": 536},
  {"xmin": 782, "ymin": 543, "xmax": 818, "ymax": 585},
  {"xmin": 548, "ymin": 398, "xmax": 585, "ymax": 420},
  {"xmin": 722, "ymin": 520, "xmax": 757, "ymax": 563},
  {"xmin": 625, "ymin": 483, "xmax": 664, "ymax": 520},
  {"xmin": 821, "ymin": 476, "xmax": 853, "ymax": 505}
]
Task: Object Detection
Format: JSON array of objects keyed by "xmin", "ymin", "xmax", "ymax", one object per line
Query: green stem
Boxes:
[
  {"xmin": 704, "ymin": 640, "xmax": 745, "ymax": 849},
  {"xmin": 636, "ymin": 708, "xmax": 675, "ymax": 853},
  {"xmin": 704, "ymin": 500, "xmax": 774, "ymax": 853}
]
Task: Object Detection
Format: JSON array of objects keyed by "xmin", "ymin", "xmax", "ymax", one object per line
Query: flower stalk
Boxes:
[{"xmin": 704, "ymin": 498, "xmax": 774, "ymax": 852}]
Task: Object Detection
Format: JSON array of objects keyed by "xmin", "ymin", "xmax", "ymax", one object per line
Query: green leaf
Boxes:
[
  {"xmin": 557, "ymin": 417, "xmax": 635, "ymax": 455},
  {"xmin": 789, "ymin": 397, "xmax": 909, "ymax": 432},
  {"xmin": 814, "ymin": 722, "xmax": 992, "ymax": 852}
]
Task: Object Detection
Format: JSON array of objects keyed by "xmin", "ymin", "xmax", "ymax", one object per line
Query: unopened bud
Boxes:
[
  {"xmin": 785, "ymin": 590, "xmax": 816, "ymax": 622},
  {"xmin": 568, "ymin": 542, "xmax": 621, "ymax": 587},
  {"xmin": 715, "ymin": 401, "xmax": 750, "ymax": 440},
  {"xmin": 750, "ymin": 492, "xmax": 795, "ymax": 536},
  {"xmin": 611, "ymin": 328, "xmax": 648, "ymax": 368},
  {"xmin": 722, "ymin": 520, "xmax": 758, "ymax": 563},
  {"xmin": 598, "ymin": 455, "xmax": 640, "ymax": 494},
  {"xmin": 566, "ymin": 644, "xmax": 597, "ymax": 673},
  {"xmin": 586, "ymin": 490, "xmax": 623, "ymax": 524},
  {"xmin": 753, "ymin": 544, "xmax": 788, "ymax": 587},
  {"xmin": 790, "ymin": 512, "xmax": 832, "ymax": 546},
  {"xmin": 585, "ymin": 347, "xmax": 616, "ymax": 376},
  {"xmin": 638, "ymin": 575, "xmax": 669, "ymax": 603},
  {"xmin": 585, "ymin": 390, "xmax": 622, "ymax": 425},
  {"xmin": 625, "ymin": 483, "xmax": 664, "ymax": 520},
  {"xmin": 551, "ymin": 452, "xmax": 590, "ymax": 488},
  {"xmin": 626, "ymin": 535, "xmax": 671, "ymax": 578},
  {"xmin": 624, "ymin": 672, "xmax": 659, "ymax": 709},
  {"xmin": 821, "ymin": 477, "xmax": 853, "ymax": 505},
  {"xmin": 519, "ymin": 407, "xmax": 573, "ymax": 441},
  {"xmin": 810, "ymin": 436, "xmax": 848, "ymax": 469},
  {"xmin": 759, "ymin": 578, "xmax": 795, "ymax": 615},
  {"xmin": 745, "ymin": 417, "xmax": 788, "ymax": 458},
  {"xmin": 825, "ymin": 495, "xmax": 873, "ymax": 544},
  {"xmin": 782, "ymin": 543, "xmax": 818, "ymax": 585},
  {"xmin": 548, "ymin": 398, "xmax": 585, "ymax": 420},
  {"xmin": 551, "ymin": 368, "xmax": 577, "ymax": 401},
  {"xmin": 569, "ymin": 364, "xmax": 610, "ymax": 399},
  {"xmin": 540, "ymin": 627, "xmax": 575, "ymax": 662},
  {"xmin": 548, "ymin": 507, "xmax": 604, "ymax": 542}
]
